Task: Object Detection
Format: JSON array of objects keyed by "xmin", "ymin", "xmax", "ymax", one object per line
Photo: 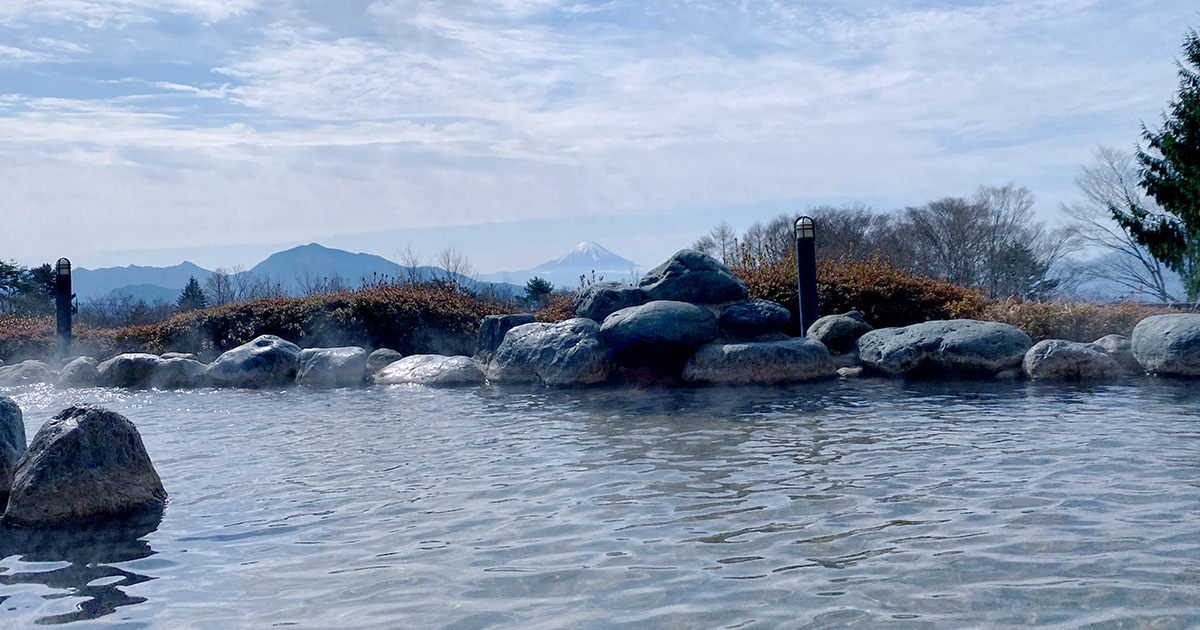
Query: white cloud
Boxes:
[{"xmin": 0, "ymin": 0, "xmax": 258, "ymax": 27}]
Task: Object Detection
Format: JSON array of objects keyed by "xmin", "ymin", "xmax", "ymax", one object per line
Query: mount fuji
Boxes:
[{"xmin": 480, "ymin": 242, "xmax": 642, "ymax": 290}]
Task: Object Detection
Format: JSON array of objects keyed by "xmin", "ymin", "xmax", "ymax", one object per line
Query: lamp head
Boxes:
[{"xmin": 794, "ymin": 216, "xmax": 815, "ymax": 240}]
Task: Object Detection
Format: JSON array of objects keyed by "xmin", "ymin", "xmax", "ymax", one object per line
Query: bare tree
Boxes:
[
  {"xmin": 1061, "ymin": 146, "xmax": 1177, "ymax": 302},
  {"xmin": 436, "ymin": 246, "xmax": 474, "ymax": 281},
  {"xmin": 398, "ymin": 243, "xmax": 424, "ymax": 284},
  {"xmin": 298, "ymin": 271, "xmax": 348, "ymax": 297},
  {"xmin": 901, "ymin": 197, "xmax": 991, "ymax": 287}
]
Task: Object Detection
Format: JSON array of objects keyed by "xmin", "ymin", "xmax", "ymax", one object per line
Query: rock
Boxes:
[
  {"xmin": 837, "ymin": 366, "xmax": 864, "ymax": 378},
  {"xmin": 1092, "ymin": 334, "xmax": 1141, "ymax": 373},
  {"xmin": 808, "ymin": 311, "xmax": 874, "ymax": 354},
  {"xmin": 373, "ymin": 355, "xmax": 485, "ymax": 386},
  {"xmin": 3, "ymin": 406, "xmax": 166, "ymax": 527},
  {"xmin": 638, "ymin": 249, "xmax": 748, "ymax": 304},
  {"xmin": 574, "ymin": 282, "xmax": 649, "ymax": 322},
  {"xmin": 366, "ymin": 348, "xmax": 403, "ymax": 374},
  {"xmin": 296, "ymin": 347, "xmax": 368, "ymax": 388},
  {"xmin": 1, "ymin": 397, "xmax": 25, "ymax": 508},
  {"xmin": 0, "ymin": 361, "xmax": 53, "ymax": 387},
  {"xmin": 474, "ymin": 315, "xmax": 537, "ymax": 365},
  {"xmin": 150, "ymin": 358, "xmax": 209, "ymax": 389},
  {"xmin": 487, "ymin": 318, "xmax": 612, "ymax": 386},
  {"xmin": 718, "ymin": 300, "xmax": 791, "ymax": 338},
  {"xmin": 833, "ymin": 351, "xmax": 861, "ymax": 369},
  {"xmin": 96, "ymin": 354, "xmax": 162, "ymax": 388},
  {"xmin": 857, "ymin": 319, "xmax": 1033, "ymax": 377},
  {"xmin": 57, "ymin": 357, "xmax": 99, "ymax": 388},
  {"xmin": 600, "ymin": 300, "xmax": 720, "ymax": 368},
  {"xmin": 1022, "ymin": 339, "xmax": 1123, "ymax": 380},
  {"xmin": 206, "ymin": 335, "xmax": 301, "ymax": 388},
  {"xmin": 1131, "ymin": 314, "xmax": 1200, "ymax": 376},
  {"xmin": 683, "ymin": 339, "xmax": 835, "ymax": 384},
  {"xmin": 161, "ymin": 352, "xmax": 199, "ymax": 362}
]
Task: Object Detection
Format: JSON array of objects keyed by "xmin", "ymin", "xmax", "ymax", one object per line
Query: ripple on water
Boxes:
[{"xmin": 1, "ymin": 379, "xmax": 1200, "ymax": 627}]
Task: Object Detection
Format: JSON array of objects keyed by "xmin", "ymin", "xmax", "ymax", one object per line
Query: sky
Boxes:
[{"xmin": 1, "ymin": 0, "xmax": 1196, "ymax": 273}]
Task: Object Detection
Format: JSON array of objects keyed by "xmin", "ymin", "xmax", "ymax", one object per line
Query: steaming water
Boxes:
[{"xmin": 2, "ymin": 378, "xmax": 1200, "ymax": 628}]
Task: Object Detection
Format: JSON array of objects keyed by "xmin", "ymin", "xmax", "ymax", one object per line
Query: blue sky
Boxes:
[{"xmin": 1, "ymin": 0, "xmax": 1196, "ymax": 273}]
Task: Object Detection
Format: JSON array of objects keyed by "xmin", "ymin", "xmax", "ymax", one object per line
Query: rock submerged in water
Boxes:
[
  {"xmin": 0, "ymin": 360, "xmax": 53, "ymax": 387},
  {"xmin": 600, "ymin": 300, "xmax": 720, "ymax": 368},
  {"xmin": 57, "ymin": 356, "xmax": 99, "ymax": 388},
  {"xmin": 206, "ymin": 335, "xmax": 301, "ymax": 389},
  {"xmin": 808, "ymin": 311, "xmax": 873, "ymax": 354},
  {"xmin": 96, "ymin": 353, "xmax": 162, "ymax": 389},
  {"xmin": 1, "ymin": 396, "xmax": 25, "ymax": 509},
  {"xmin": 1092, "ymin": 334, "xmax": 1140, "ymax": 374},
  {"xmin": 717, "ymin": 300, "xmax": 791, "ymax": 338},
  {"xmin": 574, "ymin": 282, "xmax": 649, "ymax": 323},
  {"xmin": 487, "ymin": 318, "xmax": 612, "ymax": 386},
  {"xmin": 857, "ymin": 319, "xmax": 1032, "ymax": 377},
  {"xmin": 150, "ymin": 357, "xmax": 208, "ymax": 389},
  {"xmin": 373, "ymin": 354, "xmax": 484, "ymax": 386},
  {"xmin": 1022, "ymin": 339, "xmax": 1122, "ymax": 380},
  {"xmin": 1131, "ymin": 314, "xmax": 1200, "ymax": 377},
  {"xmin": 296, "ymin": 347, "xmax": 368, "ymax": 388},
  {"xmin": 683, "ymin": 339, "xmax": 834, "ymax": 384},
  {"xmin": 3, "ymin": 405, "xmax": 166, "ymax": 527},
  {"xmin": 638, "ymin": 250, "xmax": 748, "ymax": 304},
  {"xmin": 474, "ymin": 314, "xmax": 537, "ymax": 365},
  {"xmin": 366, "ymin": 348, "xmax": 404, "ymax": 374}
]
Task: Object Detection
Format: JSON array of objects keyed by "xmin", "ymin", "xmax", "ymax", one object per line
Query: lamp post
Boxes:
[
  {"xmin": 55, "ymin": 258, "xmax": 73, "ymax": 358},
  {"xmin": 794, "ymin": 216, "xmax": 818, "ymax": 336}
]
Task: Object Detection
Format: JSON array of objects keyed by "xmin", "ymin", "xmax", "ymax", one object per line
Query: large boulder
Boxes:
[
  {"xmin": 366, "ymin": 348, "xmax": 403, "ymax": 374},
  {"xmin": 683, "ymin": 339, "xmax": 835, "ymax": 384},
  {"xmin": 808, "ymin": 311, "xmax": 873, "ymax": 354},
  {"xmin": 0, "ymin": 361, "xmax": 53, "ymax": 387},
  {"xmin": 1131, "ymin": 314, "xmax": 1200, "ymax": 377},
  {"xmin": 3, "ymin": 406, "xmax": 166, "ymax": 527},
  {"xmin": 574, "ymin": 282, "xmax": 650, "ymax": 322},
  {"xmin": 149, "ymin": 358, "xmax": 209, "ymax": 389},
  {"xmin": 1023, "ymin": 339, "xmax": 1123, "ymax": 380},
  {"xmin": 600, "ymin": 300, "xmax": 720, "ymax": 368},
  {"xmin": 96, "ymin": 353, "xmax": 162, "ymax": 388},
  {"xmin": 857, "ymin": 319, "xmax": 1033, "ymax": 377},
  {"xmin": 487, "ymin": 318, "xmax": 612, "ymax": 386},
  {"xmin": 638, "ymin": 250, "xmax": 748, "ymax": 304},
  {"xmin": 1, "ymin": 397, "xmax": 24, "ymax": 509},
  {"xmin": 296, "ymin": 347, "xmax": 368, "ymax": 388},
  {"xmin": 57, "ymin": 356, "xmax": 99, "ymax": 388},
  {"xmin": 718, "ymin": 300, "xmax": 791, "ymax": 338},
  {"xmin": 474, "ymin": 314, "xmax": 537, "ymax": 365},
  {"xmin": 206, "ymin": 335, "xmax": 301, "ymax": 388},
  {"xmin": 1092, "ymin": 334, "xmax": 1141, "ymax": 373},
  {"xmin": 373, "ymin": 355, "xmax": 485, "ymax": 386}
]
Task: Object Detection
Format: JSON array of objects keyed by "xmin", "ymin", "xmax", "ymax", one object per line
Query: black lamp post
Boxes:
[
  {"xmin": 794, "ymin": 216, "xmax": 818, "ymax": 336},
  {"xmin": 55, "ymin": 258, "xmax": 73, "ymax": 358}
]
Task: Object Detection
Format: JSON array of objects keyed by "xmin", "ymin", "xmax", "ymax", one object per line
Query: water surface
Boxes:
[{"xmin": 2, "ymin": 378, "xmax": 1199, "ymax": 628}]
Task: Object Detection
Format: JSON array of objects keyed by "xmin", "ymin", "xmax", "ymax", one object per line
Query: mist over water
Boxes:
[{"xmin": 2, "ymin": 379, "xmax": 1199, "ymax": 628}]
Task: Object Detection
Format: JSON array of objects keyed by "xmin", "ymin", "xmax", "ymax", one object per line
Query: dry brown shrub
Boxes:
[
  {"xmin": 535, "ymin": 293, "xmax": 577, "ymax": 322},
  {"xmin": 977, "ymin": 299, "xmax": 1178, "ymax": 342}
]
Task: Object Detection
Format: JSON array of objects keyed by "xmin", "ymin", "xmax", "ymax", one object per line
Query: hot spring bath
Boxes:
[{"xmin": 2, "ymin": 379, "xmax": 1199, "ymax": 628}]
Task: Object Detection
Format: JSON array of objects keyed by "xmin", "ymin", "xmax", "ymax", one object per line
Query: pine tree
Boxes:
[
  {"xmin": 1128, "ymin": 28, "xmax": 1200, "ymax": 300},
  {"xmin": 177, "ymin": 276, "xmax": 208, "ymax": 311},
  {"xmin": 525, "ymin": 277, "xmax": 553, "ymax": 307}
]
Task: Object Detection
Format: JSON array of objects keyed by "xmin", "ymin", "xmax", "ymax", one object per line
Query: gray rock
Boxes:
[
  {"xmin": 1, "ymin": 397, "xmax": 25, "ymax": 509},
  {"xmin": 206, "ymin": 335, "xmax": 301, "ymax": 389},
  {"xmin": 683, "ymin": 338, "xmax": 834, "ymax": 384},
  {"xmin": 718, "ymin": 300, "xmax": 791, "ymax": 338},
  {"xmin": 1092, "ymin": 334, "xmax": 1141, "ymax": 373},
  {"xmin": 3, "ymin": 406, "xmax": 166, "ymax": 527},
  {"xmin": 1023, "ymin": 339, "xmax": 1123, "ymax": 380},
  {"xmin": 150, "ymin": 358, "xmax": 209, "ymax": 389},
  {"xmin": 373, "ymin": 355, "xmax": 485, "ymax": 386},
  {"xmin": 857, "ymin": 319, "xmax": 1033, "ymax": 377},
  {"xmin": 57, "ymin": 357, "xmax": 99, "ymax": 388},
  {"xmin": 600, "ymin": 300, "xmax": 720, "ymax": 368},
  {"xmin": 96, "ymin": 354, "xmax": 162, "ymax": 388},
  {"xmin": 1131, "ymin": 314, "xmax": 1200, "ymax": 377},
  {"xmin": 0, "ymin": 361, "xmax": 53, "ymax": 387},
  {"xmin": 297, "ymin": 347, "xmax": 368, "ymax": 388},
  {"xmin": 574, "ymin": 282, "xmax": 649, "ymax": 322},
  {"xmin": 161, "ymin": 352, "xmax": 199, "ymax": 362},
  {"xmin": 487, "ymin": 318, "xmax": 612, "ymax": 386},
  {"xmin": 638, "ymin": 249, "xmax": 748, "ymax": 304},
  {"xmin": 837, "ymin": 366, "xmax": 865, "ymax": 378},
  {"xmin": 366, "ymin": 348, "xmax": 403, "ymax": 374},
  {"xmin": 474, "ymin": 315, "xmax": 537, "ymax": 365},
  {"xmin": 808, "ymin": 311, "xmax": 874, "ymax": 354}
]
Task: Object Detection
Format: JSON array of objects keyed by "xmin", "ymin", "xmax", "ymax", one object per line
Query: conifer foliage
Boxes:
[{"xmin": 177, "ymin": 276, "xmax": 208, "ymax": 311}]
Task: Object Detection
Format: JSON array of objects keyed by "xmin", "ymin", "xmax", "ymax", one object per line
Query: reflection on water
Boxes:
[
  {"xmin": 0, "ymin": 378, "xmax": 1199, "ymax": 627},
  {"xmin": 0, "ymin": 510, "xmax": 162, "ymax": 624}
]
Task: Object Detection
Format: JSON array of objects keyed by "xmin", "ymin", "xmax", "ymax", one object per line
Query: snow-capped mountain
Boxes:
[{"xmin": 480, "ymin": 242, "xmax": 642, "ymax": 290}]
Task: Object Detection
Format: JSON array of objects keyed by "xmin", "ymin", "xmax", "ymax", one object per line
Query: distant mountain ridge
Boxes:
[
  {"xmin": 480, "ymin": 241, "xmax": 642, "ymax": 289},
  {"xmin": 72, "ymin": 261, "xmax": 212, "ymax": 301}
]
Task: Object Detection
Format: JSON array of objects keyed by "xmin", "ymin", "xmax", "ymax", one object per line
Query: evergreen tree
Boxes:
[
  {"xmin": 177, "ymin": 276, "xmax": 208, "ymax": 311},
  {"xmin": 524, "ymin": 277, "xmax": 553, "ymax": 307},
  {"xmin": 1129, "ymin": 28, "xmax": 1200, "ymax": 299}
]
